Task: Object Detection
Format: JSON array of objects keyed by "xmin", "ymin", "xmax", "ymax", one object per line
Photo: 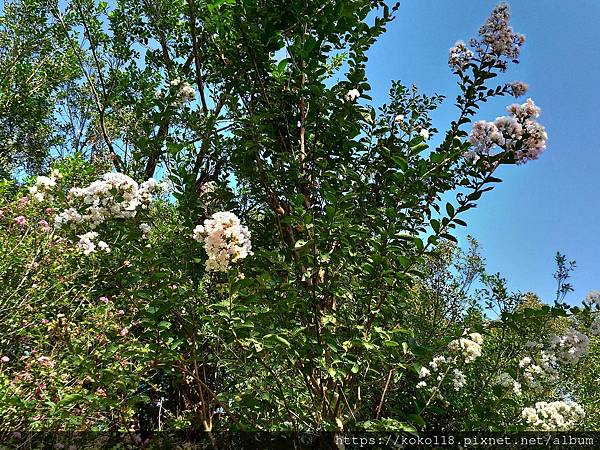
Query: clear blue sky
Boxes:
[{"xmin": 365, "ymin": 0, "xmax": 600, "ymax": 304}]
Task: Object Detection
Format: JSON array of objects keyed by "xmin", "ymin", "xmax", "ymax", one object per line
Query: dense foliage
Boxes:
[{"xmin": 0, "ymin": 0, "xmax": 598, "ymax": 441}]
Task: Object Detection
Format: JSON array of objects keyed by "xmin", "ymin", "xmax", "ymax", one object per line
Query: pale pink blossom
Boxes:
[
  {"xmin": 37, "ymin": 356, "xmax": 55, "ymax": 368},
  {"xmin": 469, "ymin": 121, "xmax": 502, "ymax": 152},
  {"xmin": 509, "ymin": 81, "xmax": 529, "ymax": 98},
  {"xmin": 193, "ymin": 212, "xmax": 252, "ymax": 272},
  {"xmin": 469, "ymin": 98, "xmax": 547, "ymax": 164},
  {"xmin": 17, "ymin": 197, "xmax": 29, "ymax": 209},
  {"xmin": 14, "ymin": 216, "xmax": 27, "ymax": 226},
  {"xmin": 472, "ymin": 3, "xmax": 526, "ymax": 69}
]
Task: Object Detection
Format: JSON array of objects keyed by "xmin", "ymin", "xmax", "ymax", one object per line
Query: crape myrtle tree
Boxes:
[{"xmin": 1, "ymin": 0, "xmax": 598, "ymax": 437}]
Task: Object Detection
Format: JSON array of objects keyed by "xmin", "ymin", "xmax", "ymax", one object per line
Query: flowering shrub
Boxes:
[{"xmin": 0, "ymin": 0, "xmax": 598, "ymax": 440}]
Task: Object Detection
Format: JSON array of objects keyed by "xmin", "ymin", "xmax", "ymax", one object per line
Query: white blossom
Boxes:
[
  {"xmin": 170, "ymin": 78, "xmax": 195, "ymax": 105},
  {"xmin": 29, "ymin": 171, "xmax": 60, "ymax": 203},
  {"xmin": 55, "ymin": 173, "xmax": 161, "ymax": 230},
  {"xmin": 193, "ymin": 212, "xmax": 252, "ymax": 272},
  {"xmin": 429, "ymin": 355, "xmax": 446, "ymax": 372},
  {"xmin": 77, "ymin": 231, "xmax": 98, "ymax": 256},
  {"xmin": 140, "ymin": 223, "xmax": 151, "ymax": 238},
  {"xmin": 97, "ymin": 241, "xmax": 111, "ymax": 253},
  {"xmin": 469, "ymin": 121, "xmax": 502, "ymax": 152},
  {"xmin": 448, "ymin": 41, "xmax": 473, "ymax": 71},
  {"xmin": 521, "ymin": 401, "xmax": 585, "ymax": 431},
  {"xmin": 344, "ymin": 89, "xmax": 360, "ymax": 102},
  {"xmin": 548, "ymin": 328, "xmax": 589, "ymax": 365},
  {"xmin": 448, "ymin": 333, "xmax": 483, "ymax": 363},
  {"xmin": 473, "ymin": 3, "xmax": 526, "ymax": 69},
  {"xmin": 585, "ymin": 291, "xmax": 600, "ymax": 309},
  {"xmin": 452, "ymin": 369, "xmax": 466, "ymax": 391},
  {"xmin": 519, "ymin": 357, "xmax": 532, "ymax": 368},
  {"xmin": 495, "ymin": 372, "xmax": 522, "ymax": 396}
]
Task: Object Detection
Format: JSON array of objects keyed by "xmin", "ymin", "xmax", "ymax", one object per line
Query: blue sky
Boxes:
[{"xmin": 365, "ymin": 0, "xmax": 600, "ymax": 304}]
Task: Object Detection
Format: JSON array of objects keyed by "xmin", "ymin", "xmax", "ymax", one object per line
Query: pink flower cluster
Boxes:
[
  {"xmin": 193, "ymin": 212, "xmax": 252, "ymax": 272},
  {"xmin": 509, "ymin": 81, "xmax": 529, "ymax": 98},
  {"xmin": 468, "ymin": 121, "xmax": 502, "ymax": 155},
  {"xmin": 472, "ymin": 3, "xmax": 526, "ymax": 67},
  {"xmin": 14, "ymin": 216, "xmax": 27, "ymax": 227},
  {"xmin": 468, "ymin": 98, "xmax": 547, "ymax": 164}
]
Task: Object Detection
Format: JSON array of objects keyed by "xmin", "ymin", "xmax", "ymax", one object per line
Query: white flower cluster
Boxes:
[
  {"xmin": 474, "ymin": 3, "xmax": 526, "ymax": 65},
  {"xmin": 429, "ymin": 355, "xmax": 447, "ymax": 372},
  {"xmin": 590, "ymin": 316, "xmax": 600, "ymax": 336},
  {"xmin": 344, "ymin": 89, "xmax": 360, "ymax": 102},
  {"xmin": 55, "ymin": 208, "xmax": 83, "ymax": 227},
  {"xmin": 29, "ymin": 169, "xmax": 61, "ymax": 202},
  {"xmin": 548, "ymin": 328, "xmax": 589, "ymax": 365},
  {"xmin": 448, "ymin": 332, "xmax": 483, "ymax": 363},
  {"xmin": 584, "ymin": 291, "xmax": 600, "ymax": 309},
  {"xmin": 517, "ymin": 327, "xmax": 589, "ymax": 389},
  {"xmin": 468, "ymin": 98, "xmax": 547, "ymax": 164},
  {"xmin": 77, "ymin": 231, "xmax": 111, "ymax": 256},
  {"xmin": 417, "ymin": 334, "xmax": 482, "ymax": 392},
  {"xmin": 55, "ymin": 173, "xmax": 161, "ymax": 229},
  {"xmin": 140, "ymin": 223, "xmax": 151, "ymax": 239},
  {"xmin": 170, "ymin": 78, "xmax": 195, "ymax": 104},
  {"xmin": 193, "ymin": 212, "xmax": 252, "ymax": 272},
  {"xmin": 494, "ymin": 372, "xmax": 522, "ymax": 396},
  {"xmin": 521, "ymin": 401, "xmax": 585, "ymax": 431},
  {"xmin": 416, "ymin": 356, "xmax": 448, "ymax": 389},
  {"xmin": 452, "ymin": 369, "xmax": 466, "ymax": 391},
  {"xmin": 519, "ymin": 351, "xmax": 559, "ymax": 388},
  {"xmin": 448, "ymin": 41, "xmax": 473, "ymax": 71}
]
